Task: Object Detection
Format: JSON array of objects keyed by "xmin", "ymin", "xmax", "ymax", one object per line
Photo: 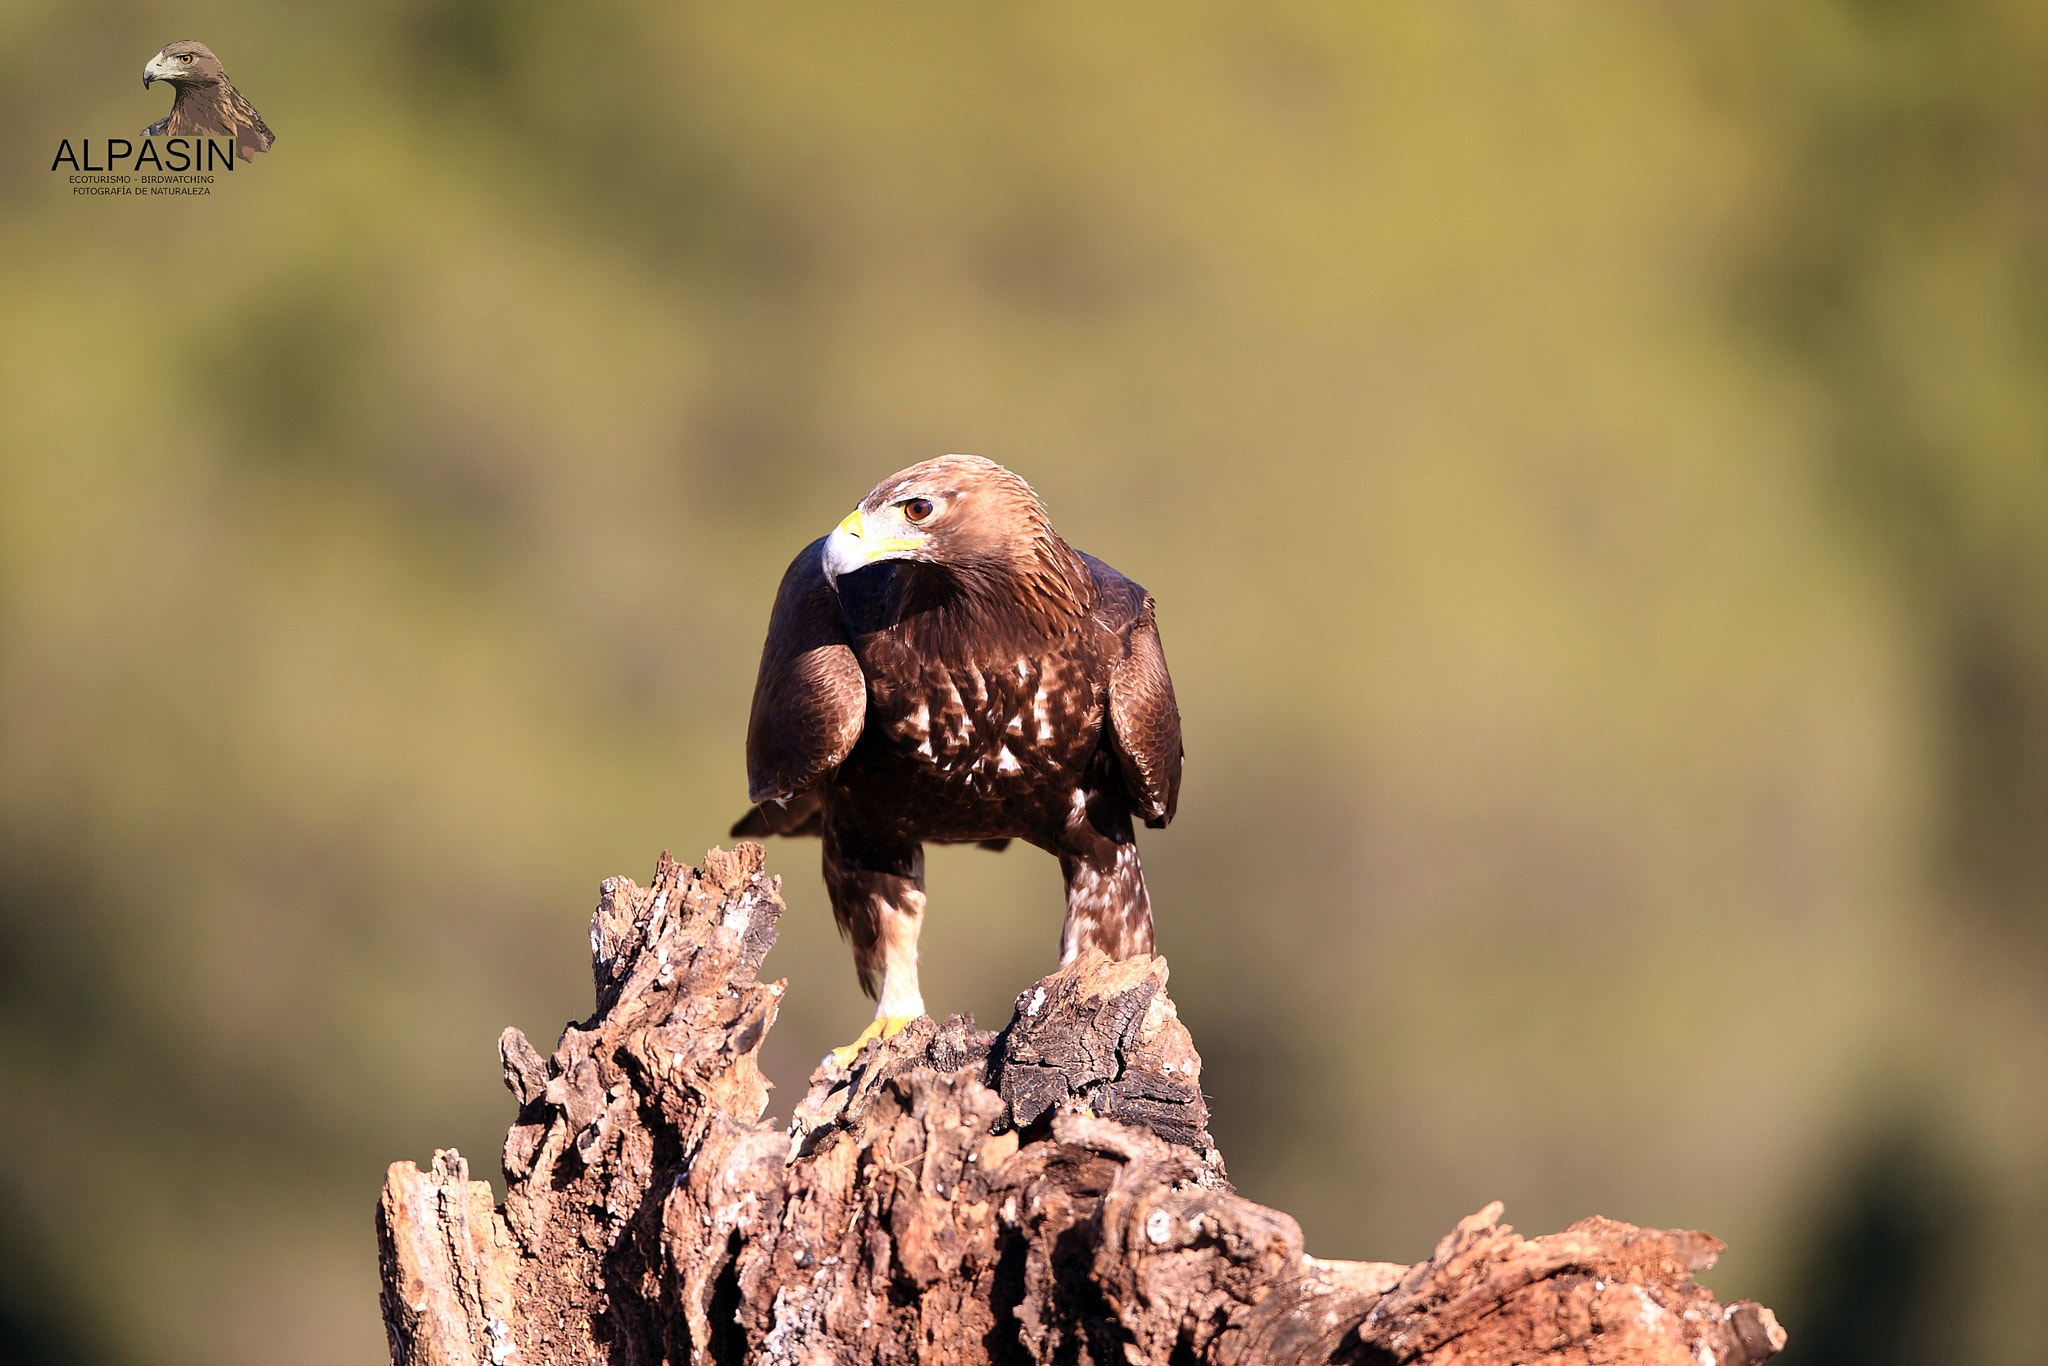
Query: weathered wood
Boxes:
[{"xmin": 376, "ymin": 846, "xmax": 1786, "ymax": 1366}]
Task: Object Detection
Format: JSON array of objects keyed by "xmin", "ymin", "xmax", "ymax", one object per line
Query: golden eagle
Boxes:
[
  {"xmin": 733, "ymin": 455, "xmax": 1183, "ymax": 1060},
  {"xmin": 142, "ymin": 41, "xmax": 273, "ymax": 161}
]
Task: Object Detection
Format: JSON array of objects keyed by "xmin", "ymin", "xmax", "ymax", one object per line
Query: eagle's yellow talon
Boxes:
[
  {"xmin": 829, "ymin": 1014, "xmax": 919, "ymax": 1067},
  {"xmin": 829, "ymin": 1020, "xmax": 882, "ymax": 1067}
]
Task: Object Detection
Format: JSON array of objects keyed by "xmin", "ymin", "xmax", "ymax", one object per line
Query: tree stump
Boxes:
[{"xmin": 375, "ymin": 846, "xmax": 1787, "ymax": 1365}]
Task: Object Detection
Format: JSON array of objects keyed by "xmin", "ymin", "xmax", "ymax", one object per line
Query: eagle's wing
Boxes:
[
  {"xmin": 1084, "ymin": 555, "xmax": 1183, "ymax": 829},
  {"xmin": 744, "ymin": 536, "xmax": 866, "ymax": 807},
  {"xmin": 226, "ymin": 84, "xmax": 274, "ymax": 157},
  {"xmin": 144, "ymin": 115, "xmax": 171, "ymax": 137}
]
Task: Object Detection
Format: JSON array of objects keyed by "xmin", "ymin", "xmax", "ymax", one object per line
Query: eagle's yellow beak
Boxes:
[
  {"xmin": 143, "ymin": 53, "xmax": 173, "ymax": 88},
  {"xmin": 821, "ymin": 508, "xmax": 923, "ymax": 586}
]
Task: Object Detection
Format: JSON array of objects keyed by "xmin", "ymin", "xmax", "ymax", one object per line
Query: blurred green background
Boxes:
[{"xmin": 4, "ymin": 2, "xmax": 2046, "ymax": 1362}]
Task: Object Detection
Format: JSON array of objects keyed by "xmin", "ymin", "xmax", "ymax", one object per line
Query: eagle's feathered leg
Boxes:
[
  {"xmin": 821, "ymin": 825, "xmax": 926, "ymax": 1063},
  {"xmin": 1056, "ymin": 784, "xmax": 1156, "ymax": 963}
]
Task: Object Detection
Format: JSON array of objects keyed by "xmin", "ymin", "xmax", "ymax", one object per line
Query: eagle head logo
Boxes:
[{"xmin": 142, "ymin": 40, "xmax": 274, "ymax": 162}]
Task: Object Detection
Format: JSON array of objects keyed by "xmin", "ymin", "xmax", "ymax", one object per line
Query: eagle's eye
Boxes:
[
  {"xmin": 179, "ymin": 53, "xmax": 193, "ymax": 63},
  {"xmin": 901, "ymin": 497, "xmax": 935, "ymax": 524}
]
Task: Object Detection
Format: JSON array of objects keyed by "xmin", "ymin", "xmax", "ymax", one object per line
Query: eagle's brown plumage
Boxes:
[
  {"xmin": 733, "ymin": 455, "xmax": 1182, "ymax": 1038},
  {"xmin": 143, "ymin": 41, "xmax": 274, "ymax": 162}
]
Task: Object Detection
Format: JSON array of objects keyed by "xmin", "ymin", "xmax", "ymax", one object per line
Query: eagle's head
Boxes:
[
  {"xmin": 822, "ymin": 454, "xmax": 1093, "ymax": 624},
  {"xmin": 823, "ymin": 455, "xmax": 1047, "ymax": 585},
  {"xmin": 143, "ymin": 40, "xmax": 225, "ymax": 90}
]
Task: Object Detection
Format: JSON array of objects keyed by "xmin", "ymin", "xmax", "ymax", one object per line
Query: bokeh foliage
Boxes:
[{"xmin": 2, "ymin": 2, "xmax": 2045, "ymax": 1363}]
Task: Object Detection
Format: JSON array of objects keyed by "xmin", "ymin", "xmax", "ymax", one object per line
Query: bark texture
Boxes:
[{"xmin": 376, "ymin": 846, "xmax": 1786, "ymax": 1366}]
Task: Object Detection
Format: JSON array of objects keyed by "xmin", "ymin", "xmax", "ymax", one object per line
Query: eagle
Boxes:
[
  {"xmin": 733, "ymin": 455, "xmax": 1183, "ymax": 1061},
  {"xmin": 142, "ymin": 41, "xmax": 274, "ymax": 162}
]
